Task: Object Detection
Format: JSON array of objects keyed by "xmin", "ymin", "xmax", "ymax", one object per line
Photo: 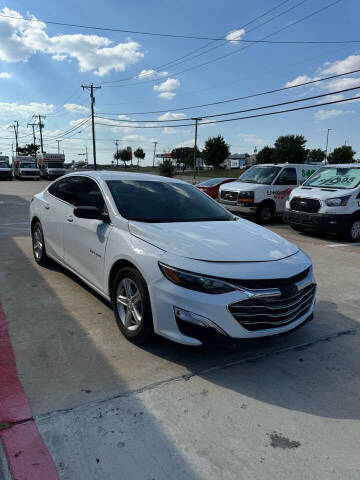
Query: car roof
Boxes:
[
  {"xmin": 253, "ymin": 163, "xmax": 319, "ymax": 167},
  {"xmin": 320, "ymin": 164, "xmax": 360, "ymax": 168},
  {"xmin": 63, "ymin": 170, "xmax": 186, "ymax": 183}
]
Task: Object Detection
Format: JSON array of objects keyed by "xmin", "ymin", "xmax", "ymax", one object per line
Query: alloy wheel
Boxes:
[
  {"xmin": 351, "ymin": 220, "xmax": 360, "ymax": 240},
  {"xmin": 33, "ymin": 226, "xmax": 43, "ymax": 260},
  {"xmin": 116, "ymin": 278, "xmax": 143, "ymax": 332}
]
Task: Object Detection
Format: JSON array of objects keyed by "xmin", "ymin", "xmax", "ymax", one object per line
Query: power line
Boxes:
[
  {"xmin": 95, "ymin": 94, "xmax": 360, "ymax": 129},
  {"xmin": 96, "ymin": 68, "xmax": 360, "ymax": 116}
]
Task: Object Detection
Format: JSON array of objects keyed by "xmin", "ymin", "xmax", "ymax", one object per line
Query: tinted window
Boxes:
[
  {"xmin": 53, "ymin": 177, "xmax": 80, "ymax": 205},
  {"xmin": 275, "ymin": 168, "xmax": 297, "ymax": 185},
  {"xmin": 106, "ymin": 180, "xmax": 232, "ymax": 223},
  {"xmin": 77, "ymin": 177, "xmax": 105, "ymax": 211}
]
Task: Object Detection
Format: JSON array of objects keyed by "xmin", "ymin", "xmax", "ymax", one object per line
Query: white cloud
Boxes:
[
  {"xmin": 137, "ymin": 69, "xmax": 168, "ymax": 79},
  {"xmin": 157, "ymin": 112, "xmax": 187, "ymax": 121},
  {"xmin": 0, "ymin": 7, "xmax": 144, "ymax": 76},
  {"xmin": 0, "ymin": 72, "xmax": 11, "ymax": 79},
  {"xmin": 64, "ymin": 103, "xmax": 89, "ymax": 114},
  {"xmin": 162, "ymin": 127, "xmax": 190, "ymax": 134},
  {"xmin": 285, "ymin": 75, "xmax": 315, "ymax": 88},
  {"xmin": 321, "ymin": 55, "xmax": 360, "ymax": 75},
  {"xmin": 117, "ymin": 114, "xmax": 132, "ymax": 120},
  {"xmin": 315, "ymin": 109, "xmax": 354, "ymax": 120},
  {"xmin": 69, "ymin": 117, "xmax": 88, "ymax": 127},
  {"xmin": 123, "ymin": 134, "xmax": 151, "ymax": 142},
  {"xmin": 226, "ymin": 29, "xmax": 245, "ymax": 44},
  {"xmin": 238, "ymin": 133, "xmax": 265, "ymax": 145},
  {"xmin": 316, "ymin": 94, "xmax": 345, "ymax": 104},
  {"xmin": 154, "ymin": 77, "xmax": 180, "ymax": 100},
  {"xmin": 0, "ymin": 101, "xmax": 53, "ymax": 118},
  {"xmin": 158, "ymin": 92, "xmax": 176, "ymax": 100},
  {"xmin": 325, "ymin": 77, "xmax": 360, "ymax": 91}
]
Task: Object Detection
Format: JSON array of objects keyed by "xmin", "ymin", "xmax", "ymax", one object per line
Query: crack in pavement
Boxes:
[{"xmin": 37, "ymin": 326, "xmax": 359, "ymax": 423}]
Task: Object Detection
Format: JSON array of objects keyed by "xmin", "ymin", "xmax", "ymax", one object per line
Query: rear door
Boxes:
[
  {"xmin": 272, "ymin": 167, "xmax": 297, "ymax": 213},
  {"xmin": 63, "ymin": 176, "xmax": 112, "ymax": 292},
  {"xmin": 42, "ymin": 176, "xmax": 80, "ymax": 261}
]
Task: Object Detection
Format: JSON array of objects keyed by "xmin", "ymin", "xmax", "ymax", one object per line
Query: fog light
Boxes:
[{"xmin": 174, "ymin": 306, "xmax": 226, "ymax": 334}]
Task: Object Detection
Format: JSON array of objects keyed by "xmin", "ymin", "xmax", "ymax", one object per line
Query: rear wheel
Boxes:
[
  {"xmin": 111, "ymin": 267, "xmax": 154, "ymax": 344},
  {"xmin": 256, "ymin": 203, "xmax": 274, "ymax": 224},
  {"xmin": 31, "ymin": 221, "xmax": 50, "ymax": 266}
]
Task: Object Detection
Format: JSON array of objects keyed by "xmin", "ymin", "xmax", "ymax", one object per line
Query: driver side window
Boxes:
[
  {"xmin": 77, "ymin": 177, "xmax": 107, "ymax": 213},
  {"xmin": 275, "ymin": 168, "xmax": 297, "ymax": 185}
]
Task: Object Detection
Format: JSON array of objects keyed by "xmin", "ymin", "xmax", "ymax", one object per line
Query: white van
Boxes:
[
  {"xmin": 219, "ymin": 164, "xmax": 321, "ymax": 223},
  {"xmin": 284, "ymin": 164, "xmax": 360, "ymax": 241}
]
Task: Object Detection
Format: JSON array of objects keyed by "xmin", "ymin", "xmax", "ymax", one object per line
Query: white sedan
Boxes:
[{"xmin": 30, "ymin": 171, "xmax": 316, "ymax": 346}]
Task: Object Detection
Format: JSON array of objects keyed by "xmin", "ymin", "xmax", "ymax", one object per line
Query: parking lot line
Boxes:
[{"xmin": 0, "ymin": 302, "xmax": 59, "ymax": 480}]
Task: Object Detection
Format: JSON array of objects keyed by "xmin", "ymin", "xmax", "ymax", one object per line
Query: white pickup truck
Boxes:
[
  {"xmin": 219, "ymin": 164, "xmax": 321, "ymax": 223},
  {"xmin": 284, "ymin": 164, "xmax": 360, "ymax": 241}
]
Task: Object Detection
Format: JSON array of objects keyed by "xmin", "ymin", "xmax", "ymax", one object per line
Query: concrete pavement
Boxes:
[{"xmin": 0, "ymin": 179, "xmax": 359, "ymax": 479}]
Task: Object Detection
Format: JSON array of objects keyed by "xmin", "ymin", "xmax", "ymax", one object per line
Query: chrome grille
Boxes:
[
  {"xmin": 220, "ymin": 190, "xmax": 238, "ymax": 202},
  {"xmin": 229, "ymin": 283, "xmax": 316, "ymax": 331}
]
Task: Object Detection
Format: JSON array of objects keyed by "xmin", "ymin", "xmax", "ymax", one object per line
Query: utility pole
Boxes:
[
  {"xmin": 192, "ymin": 117, "xmax": 202, "ymax": 181},
  {"xmin": 27, "ymin": 122, "xmax": 37, "ymax": 144},
  {"xmin": 325, "ymin": 128, "xmax": 332, "ymax": 164},
  {"xmin": 56, "ymin": 139, "xmax": 61, "ymax": 154},
  {"xmin": 11, "ymin": 121, "xmax": 19, "ymax": 155},
  {"xmin": 85, "ymin": 145, "xmax": 88, "ymax": 165},
  {"xmin": 152, "ymin": 141, "xmax": 158, "ymax": 168},
  {"xmin": 115, "ymin": 139, "xmax": 119, "ymax": 168},
  {"xmin": 81, "ymin": 83, "xmax": 101, "ymax": 170},
  {"xmin": 34, "ymin": 115, "xmax": 45, "ymax": 153}
]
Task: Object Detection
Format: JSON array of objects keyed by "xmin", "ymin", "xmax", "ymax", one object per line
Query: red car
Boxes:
[{"xmin": 196, "ymin": 178, "xmax": 237, "ymax": 199}]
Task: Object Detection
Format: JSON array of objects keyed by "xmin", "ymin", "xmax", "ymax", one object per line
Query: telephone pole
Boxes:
[
  {"xmin": 325, "ymin": 128, "xmax": 332, "ymax": 165},
  {"xmin": 56, "ymin": 140, "xmax": 61, "ymax": 154},
  {"xmin": 115, "ymin": 139, "xmax": 119, "ymax": 167},
  {"xmin": 81, "ymin": 83, "xmax": 101, "ymax": 170},
  {"xmin": 11, "ymin": 121, "xmax": 19, "ymax": 155},
  {"xmin": 33, "ymin": 115, "xmax": 45, "ymax": 153},
  {"xmin": 27, "ymin": 122, "xmax": 37, "ymax": 144},
  {"xmin": 152, "ymin": 141, "xmax": 158, "ymax": 168},
  {"xmin": 192, "ymin": 117, "xmax": 202, "ymax": 180}
]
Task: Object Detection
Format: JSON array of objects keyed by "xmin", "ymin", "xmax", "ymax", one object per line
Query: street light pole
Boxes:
[
  {"xmin": 56, "ymin": 140, "xmax": 61, "ymax": 154},
  {"xmin": 192, "ymin": 117, "xmax": 202, "ymax": 181},
  {"xmin": 325, "ymin": 128, "xmax": 332, "ymax": 164},
  {"xmin": 152, "ymin": 141, "xmax": 158, "ymax": 168}
]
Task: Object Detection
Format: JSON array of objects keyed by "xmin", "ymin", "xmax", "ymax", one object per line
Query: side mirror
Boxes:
[{"xmin": 74, "ymin": 206, "xmax": 109, "ymax": 223}]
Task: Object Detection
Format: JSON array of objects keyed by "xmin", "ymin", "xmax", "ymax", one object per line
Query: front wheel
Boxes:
[
  {"xmin": 256, "ymin": 203, "xmax": 274, "ymax": 224},
  {"xmin": 31, "ymin": 221, "xmax": 50, "ymax": 266},
  {"xmin": 345, "ymin": 216, "xmax": 360, "ymax": 242},
  {"xmin": 111, "ymin": 267, "xmax": 154, "ymax": 344}
]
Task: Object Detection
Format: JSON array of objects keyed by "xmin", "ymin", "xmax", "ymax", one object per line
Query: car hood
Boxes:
[
  {"xmin": 128, "ymin": 218, "xmax": 298, "ymax": 262},
  {"xmin": 220, "ymin": 181, "xmax": 267, "ymax": 192},
  {"xmin": 290, "ymin": 186, "xmax": 356, "ymax": 201}
]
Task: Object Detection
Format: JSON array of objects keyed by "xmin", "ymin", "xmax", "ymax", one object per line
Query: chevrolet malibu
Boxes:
[{"xmin": 30, "ymin": 172, "xmax": 316, "ymax": 346}]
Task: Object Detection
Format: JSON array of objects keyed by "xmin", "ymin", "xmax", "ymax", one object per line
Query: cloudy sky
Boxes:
[{"xmin": 0, "ymin": 0, "xmax": 360, "ymax": 164}]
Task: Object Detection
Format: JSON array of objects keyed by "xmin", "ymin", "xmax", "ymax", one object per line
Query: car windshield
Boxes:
[
  {"xmin": 47, "ymin": 162, "xmax": 64, "ymax": 168},
  {"xmin": 238, "ymin": 166, "xmax": 281, "ymax": 185},
  {"xmin": 21, "ymin": 163, "xmax": 37, "ymax": 169},
  {"xmin": 107, "ymin": 180, "xmax": 233, "ymax": 222},
  {"xmin": 303, "ymin": 167, "xmax": 360, "ymax": 189},
  {"xmin": 0, "ymin": 162, "xmax": 9, "ymax": 168},
  {"xmin": 198, "ymin": 178, "xmax": 223, "ymax": 187}
]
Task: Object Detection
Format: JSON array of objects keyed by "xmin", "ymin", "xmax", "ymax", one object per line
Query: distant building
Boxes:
[{"xmin": 223, "ymin": 153, "xmax": 247, "ymax": 169}]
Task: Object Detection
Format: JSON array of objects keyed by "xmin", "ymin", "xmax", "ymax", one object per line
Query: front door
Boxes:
[
  {"xmin": 272, "ymin": 167, "xmax": 298, "ymax": 213},
  {"xmin": 63, "ymin": 176, "xmax": 112, "ymax": 292}
]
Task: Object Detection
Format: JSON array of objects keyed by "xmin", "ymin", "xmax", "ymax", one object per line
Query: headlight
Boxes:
[
  {"xmin": 159, "ymin": 263, "xmax": 236, "ymax": 294},
  {"xmin": 325, "ymin": 196, "xmax": 351, "ymax": 207}
]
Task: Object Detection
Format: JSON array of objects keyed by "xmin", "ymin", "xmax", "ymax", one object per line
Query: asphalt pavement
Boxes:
[{"xmin": 0, "ymin": 179, "xmax": 359, "ymax": 479}]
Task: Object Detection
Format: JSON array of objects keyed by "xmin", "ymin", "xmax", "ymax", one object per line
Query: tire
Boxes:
[
  {"xmin": 290, "ymin": 224, "xmax": 307, "ymax": 233},
  {"xmin": 111, "ymin": 267, "xmax": 154, "ymax": 344},
  {"xmin": 345, "ymin": 215, "xmax": 360, "ymax": 242},
  {"xmin": 256, "ymin": 203, "xmax": 275, "ymax": 224},
  {"xmin": 31, "ymin": 221, "xmax": 50, "ymax": 266}
]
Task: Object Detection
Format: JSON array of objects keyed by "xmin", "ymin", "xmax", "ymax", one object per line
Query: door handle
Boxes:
[
  {"xmin": 44, "ymin": 204, "xmax": 50, "ymax": 210},
  {"xmin": 67, "ymin": 215, "xmax": 73, "ymax": 222}
]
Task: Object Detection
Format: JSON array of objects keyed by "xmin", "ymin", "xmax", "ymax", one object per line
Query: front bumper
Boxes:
[
  {"xmin": 149, "ymin": 265, "xmax": 316, "ymax": 346},
  {"xmin": 284, "ymin": 210, "xmax": 352, "ymax": 233}
]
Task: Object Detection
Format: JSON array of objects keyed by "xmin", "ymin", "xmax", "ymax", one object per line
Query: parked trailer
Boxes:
[
  {"xmin": 0, "ymin": 156, "xmax": 12, "ymax": 180},
  {"xmin": 36, "ymin": 153, "xmax": 66, "ymax": 179},
  {"xmin": 12, "ymin": 156, "xmax": 40, "ymax": 180}
]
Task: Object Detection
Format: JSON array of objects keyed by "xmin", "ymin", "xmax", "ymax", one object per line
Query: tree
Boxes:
[
  {"xmin": 119, "ymin": 148, "xmax": 132, "ymax": 167},
  {"xmin": 202, "ymin": 135, "xmax": 230, "ymax": 168},
  {"xmin": 171, "ymin": 147, "xmax": 201, "ymax": 169},
  {"xmin": 159, "ymin": 158, "xmax": 175, "ymax": 177},
  {"xmin": 307, "ymin": 148, "xmax": 326, "ymax": 163},
  {"xmin": 273, "ymin": 135, "xmax": 307, "ymax": 164},
  {"xmin": 327, "ymin": 145, "xmax": 355, "ymax": 164},
  {"xmin": 134, "ymin": 147, "xmax": 145, "ymax": 168},
  {"xmin": 17, "ymin": 143, "xmax": 39, "ymax": 156},
  {"xmin": 256, "ymin": 146, "xmax": 274, "ymax": 164}
]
